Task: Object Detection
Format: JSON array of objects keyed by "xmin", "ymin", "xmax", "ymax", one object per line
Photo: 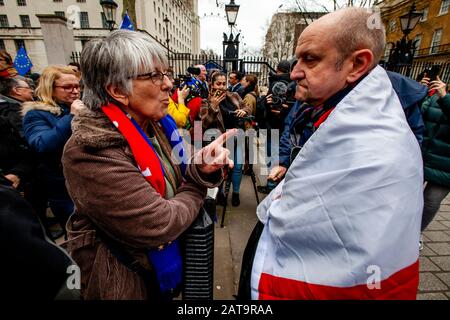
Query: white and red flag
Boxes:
[{"xmin": 251, "ymin": 66, "xmax": 423, "ymax": 300}]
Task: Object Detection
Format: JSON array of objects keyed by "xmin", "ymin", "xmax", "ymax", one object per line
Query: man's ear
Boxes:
[
  {"xmin": 11, "ymin": 86, "xmax": 21, "ymax": 96},
  {"xmin": 106, "ymin": 84, "xmax": 129, "ymax": 106},
  {"xmin": 346, "ymin": 49, "xmax": 374, "ymax": 83}
]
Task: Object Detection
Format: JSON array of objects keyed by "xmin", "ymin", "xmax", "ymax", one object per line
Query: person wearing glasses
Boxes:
[
  {"xmin": 60, "ymin": 30, "xmax": 233, "ymax": 300},
  {"xmin": 22, "ymin": 65, "xmax": 85, "ymax": 235},
  {"xmin": 0, "ymin": 76, "xmax": 35, "ymax": 190}
]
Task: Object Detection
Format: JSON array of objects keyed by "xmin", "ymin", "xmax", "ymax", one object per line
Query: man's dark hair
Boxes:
[
  {"xmin": 276, "ymin": 60, "xmax": 291, "ymax": 74},
  {"xmin": 212, "ymin": 72, "xmax": 227, "ymax": 84},
  {"xmin": 229, "ymin": 70, "xmax": 243, "ymax": 81},
  {"xmin": 68, "ymin": 62, "xmax": 81, "ymax": 71},
  {"xmin": 0, "ymin": 77, "xmax": 20, "ymax": 96}
]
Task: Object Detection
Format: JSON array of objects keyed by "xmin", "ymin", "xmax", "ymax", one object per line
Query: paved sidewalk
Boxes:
[
  {"xmin": 214, "ymin": 176, "xmax": 450, "ymax": 300},
  {"xmin": 417, "ymin": 197, "xmax": 450, "ymax": 300}
]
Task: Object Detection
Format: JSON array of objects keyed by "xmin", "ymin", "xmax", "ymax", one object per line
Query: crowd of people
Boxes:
[{"xmin": 1, "ymin": 6, "xmax": 449, "ymax": 300}]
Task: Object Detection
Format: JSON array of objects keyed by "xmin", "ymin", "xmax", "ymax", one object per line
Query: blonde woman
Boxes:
[{"xmin": 22, "ymin": 65, "xmax": 84, "ymax": 232}]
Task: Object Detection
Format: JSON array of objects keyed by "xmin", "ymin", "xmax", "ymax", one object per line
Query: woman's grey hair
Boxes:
[
  {"xmin": 81, "ymin": 30, "xmax": 168, "ymax": 110},
  {"xmin": 330, "ymin": 7, "xmax": 386, "ymax": 70}
]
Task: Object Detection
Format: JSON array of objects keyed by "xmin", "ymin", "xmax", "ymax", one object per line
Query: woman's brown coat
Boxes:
[{"xmin": 61, "ymin": 108, "xmax": 221, "ymax": 300}]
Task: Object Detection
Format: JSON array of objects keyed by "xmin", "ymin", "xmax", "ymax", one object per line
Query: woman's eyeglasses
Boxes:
[
  {"xmin": 131, "ymin": 71, "xmax": 173, "ymax": 85},
  {"xmin": 54, "ymin": 85, "xmax": 81, "ymax": 92}
]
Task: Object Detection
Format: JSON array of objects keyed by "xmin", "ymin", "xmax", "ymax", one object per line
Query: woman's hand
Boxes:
[
  {"xmin": 70, "ymin": 99, "xmax": 85, "ymax": 116},
  {"xmin": 195, "ymin": 129, "xmax": 237, "ymax": 175},
  {"xmin": 210, "ymin": 91, "xmax": 226, "ymax": 111},
  {"xmin": 235, "ymin": 109, "xmax": 247, "ymax": 118},
  {"xmin": 420, "ymin": 77, "xmax": 430, "ymax": 87},
  {"xmin": 178, "ymin": 86, "xmax": 190, "ymax": 105},
  {"xmin": 4, "ymin": 174, "xmax": 20, "ymax": 189},
  {"xmin": 430, "ymin": 76, "xmax": 447, "ymax": 98}
]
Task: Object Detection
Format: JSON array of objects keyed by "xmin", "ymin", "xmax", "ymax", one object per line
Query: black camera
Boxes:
[
  {"xmin": 177, "ymin": 66, "xmax": 208, "ymax": 99},
  {"xmin": 418, "ymin": 65, "xmax": 441, "ymax": 82},
  {"xmin": 427, "ymin": 65, "xmax": 441, "ymax": 81},
  {"xmin": 227, "ymin": 110, "xmax": 254, "ymax": 130},
  {"xmin": 268, "ymin": 80, "xmax": 296, "ymax": 112},
  {"xmin": 187, "ymin": 66, "xmax": 201, "ymax": 76},
  {"xmin": 270, "ymin": 81, "xmax": 289, "ymax": 109}
]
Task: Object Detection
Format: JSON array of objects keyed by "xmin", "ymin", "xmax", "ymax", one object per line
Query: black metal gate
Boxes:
[
  {"xmin": 168, "ymin": 53, "xmax": 276, "ymax": 88},
  {"xmin": 71, "ymin": 49, "xmax": 276, "ymax": 88}
]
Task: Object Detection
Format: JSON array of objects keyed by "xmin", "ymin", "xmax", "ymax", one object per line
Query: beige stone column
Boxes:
[{"xmin": 36, "ymin": 14, "xmax": 75, "ymax": 65}]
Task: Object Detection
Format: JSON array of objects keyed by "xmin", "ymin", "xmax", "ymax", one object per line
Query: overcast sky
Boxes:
[
  {"xmin": 198, "ymin": 0, "xmax": 286, "ymax": 55},
  {"xmin": 197, "ymin": 1, "xmax": 370, "ymax": 55}
]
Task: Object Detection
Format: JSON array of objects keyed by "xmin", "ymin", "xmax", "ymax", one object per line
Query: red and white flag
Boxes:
[{"xmin": 251, "ymin": 66, "xmax": 423, "ymax": 300}]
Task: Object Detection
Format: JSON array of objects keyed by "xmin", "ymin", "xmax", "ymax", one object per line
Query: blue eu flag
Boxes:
[
  {"xmin": 119, "ymin": 12, "xmax": 134, "ymax": 31},
  {"xmin": 13, "ymin": 46, "xmax": 33, "ymax": 76}
]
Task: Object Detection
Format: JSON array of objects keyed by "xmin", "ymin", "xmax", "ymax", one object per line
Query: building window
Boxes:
[
  {"xmin": 0, "ymin": 39, "xmax": 5, "ymax": 51},
  {"xmin": 0, "ymin": 15, "xmax": 9, "ymax": 27},
  {"xmin": 0, "ymin": 0, "xmax": 4, "ymax": 5},
  {"xmin": 14, "ymin": 39, "xmax": 26, "ymax": 52},
  {"xmin": 154, "ymin": 18, "xmax": 157, "ymax": 30},
  {"xmin": 77, "ymin": 0, "xmax": 86, "ymax": 2},
  {"xmin": 79, "ymin": 12, "xmax": 89, "ymax": 29},
  {"xmin": 420, "ymin": 7, "xmax": 428, "ymax": 21},
  {"xmin": 430, "ymin": 29, "xmax": 443, "ymax": 54},
  {"xmin": 413, "ymin": 34, "xmax": 422, "ymax": 56},
  {"xmin": 53, "ymin": 0, "xmax": 62, "ymax": 2},
  {"xmin": 20, "ymin": 15, "xmax": 31, "ymax": 27},
  {"xmin": 55, "ymin": 11, "xmax": 65, "ymax": 18},
  {"xmin": 388, "ymin": 20, "xmax": 396, "ymax": 32},
  {"xmin": 159, "ymin": 23, "xmax": 161, "ymax": 34},
  {"xmin": 440, "ymin": 0, "xmax": 450, "ymax": 15},
  {"xmin": 17, "ymin": 0, "xmax": 27, "ymax": 6},
  {"xmin": 101, "ymin": 12, "xmax": 109, "ymax": 28},
  {"xmin": 81, "ymin": 40, "xmax": 89, "ymax": 48}
]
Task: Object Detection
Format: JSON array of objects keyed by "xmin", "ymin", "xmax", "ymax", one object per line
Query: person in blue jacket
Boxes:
[
  {"xmin": 22, "ymin": 65, "xmax": 84, "ymax": 232},
  {"xmin": 267, "ymin": 70, "xmax": 427, "ymax": 185}
]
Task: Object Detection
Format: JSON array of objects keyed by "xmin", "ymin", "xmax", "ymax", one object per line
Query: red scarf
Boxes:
[{"xmin": 101, "ymin": 103, "xmax": 166, "ymax": 196}]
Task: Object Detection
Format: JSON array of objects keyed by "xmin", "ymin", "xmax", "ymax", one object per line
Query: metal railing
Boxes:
[
  {"xmin": 384, "ymin": 60, "xmax": 450, "ymax": 84},
  {"xmin": 415, "ymin": 44, "xmax": 450, "ymax": 57},
  {"xmin": 168, "ymin": 53, "xmax": 276, "ymax": 88}
]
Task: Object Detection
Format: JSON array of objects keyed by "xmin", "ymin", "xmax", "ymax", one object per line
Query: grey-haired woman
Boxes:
[{"xmin": 61, "ymin": 30, "xmax": 235, "ymax": 300}]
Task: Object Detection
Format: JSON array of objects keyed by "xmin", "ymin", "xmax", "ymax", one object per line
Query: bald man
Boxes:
[{"xmin": 240, "ymin": 8, "xmax": 423, "ymax": 300}]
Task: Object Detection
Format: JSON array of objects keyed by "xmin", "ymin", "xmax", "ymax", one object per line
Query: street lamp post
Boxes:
[
  {"xmin": 163, "ymin": 15, "xmax": 170, "ymax": 58},
  {"xmin": 100, "ymin": 0, "xmax": 118, "ymax": 31},
  {"xmin": 223, "ymin": 0, "xmax": 240, "ymax": 71},
  {"xmin": 387, "ymin": 2, "xmax": 422, "ymax": 76}
]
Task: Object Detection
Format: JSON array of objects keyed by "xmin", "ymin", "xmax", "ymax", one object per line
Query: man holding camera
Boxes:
[
  {"xmin": 241, "ymin": 7, "xmax": 423, "ymax": 300},
  {"xmin": 256, "ymin": 60, "xmax": 297, "ymax": 194},
  {"xmin": 194, "ymin": 64, "xmax": 209, "ymax": 99}
]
